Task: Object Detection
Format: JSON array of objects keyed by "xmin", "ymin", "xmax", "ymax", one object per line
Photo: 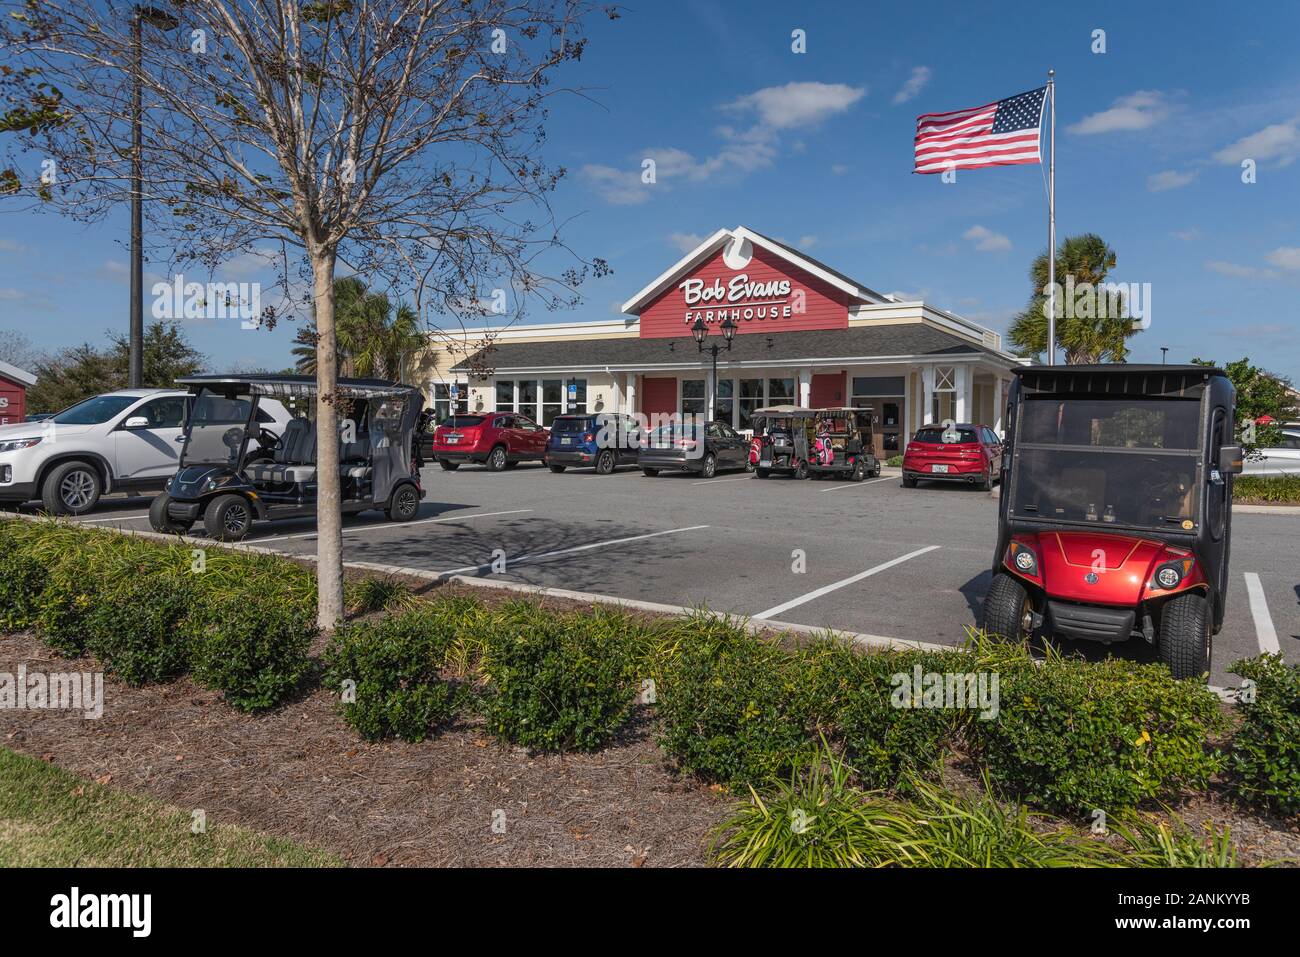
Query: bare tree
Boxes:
[{"xmin": 1, "ymin": 0, "xmax": 613, "ymax": 627}]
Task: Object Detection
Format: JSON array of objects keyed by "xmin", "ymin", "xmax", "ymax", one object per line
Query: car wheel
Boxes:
[
  {"xmin": 41, "ymin": 460, "xmax": 103, "ymax": 515},
  {"xmin": 851, "ymin": 460, "xmax": 866, "ymax": 482},
  {"xmin": 595, "ymin": 450, "xmax": 616, "ymax": 475},
  {"xmin": 439, "ymin": 460, "xmax": 460, "ymax": 471},
  {"xmin": 148, "ymin": 492, "xmax": 193, "ymax": 535},
  {"xmin": 549, "ymin": 464, "xmax": 567, "ymax": 474},
  {"xmin": 203, "ymin": 493, "xmax": 253, "ymax": 542},
  {"xmin": 793, "ymin": 460, "xmax": 809, "ymax": 480},
  {"xmin": 385, "ymin": 483, "xmax": 421, "ymax": 522},
  {"xmin": 642, "ymin": 468, "xmax": 659, "ymax": 477},
  {"xmin": 485, "ymin": 445, "xmax": 508, "ymax": 472},
  {"xmin": 983, "ymin": 573, "xmax": 1034, "ymax": 642},
  {"xmin": 755, "ymin": 468, "xmax": 769, "ymax": 479},
  {"xmin": 902, "ymin": 473, "xmax": 918, "ymax": 488},
  {"xmin": 978, "ymin": 468, "xmax": 993, "ymax": 492},
  {"xmin": 1158, "ymin": 592, "xmax": 1211, "ymax": 680},
  {"xmin": 700, "ymin": 453, "xmax": 717, "ymax": 479}
]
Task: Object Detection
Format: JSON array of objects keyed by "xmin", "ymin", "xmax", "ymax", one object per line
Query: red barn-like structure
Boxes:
[{"xmin": 0, "ymin": 358, "xmax": 37, "ymax": 426}]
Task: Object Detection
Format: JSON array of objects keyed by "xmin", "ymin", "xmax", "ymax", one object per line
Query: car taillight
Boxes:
[{"xmin": 583, "ymin": 432, "xmax": 594, "ymax": 442}]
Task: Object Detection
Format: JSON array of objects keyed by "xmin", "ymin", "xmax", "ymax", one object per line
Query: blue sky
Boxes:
[{"xmin": 2, "ymin": 0, "xmax": 1298, "ymax": 380}]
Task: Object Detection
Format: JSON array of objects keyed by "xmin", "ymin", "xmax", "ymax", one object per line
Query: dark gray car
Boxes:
[{"xmin": 638, "ymin": 420, "xmax": 752, "ymax": 479}]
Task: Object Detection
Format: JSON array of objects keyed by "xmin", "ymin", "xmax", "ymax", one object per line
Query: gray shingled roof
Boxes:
[{"xmin": 452, "ymin": 323, "xmax": 1016, "ymax": 373}]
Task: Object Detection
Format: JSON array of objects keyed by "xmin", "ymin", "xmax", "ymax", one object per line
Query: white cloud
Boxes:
[
  {"xmin": 1205, "ymin": 260, "xmax": 1278, "ymax": 280},
  {"xmin": 0, "ymin": 239, "xmax": 24, "ymax": 253},
  {"xmin": 1069, "ymin": 90, "xmax": 1173, "ymax": 134},
  {"xmin": 724, "ymin": 81, "xmax": 866, "ymax": 130},
  {"xmin": 797, "ymin": 235, "xmax": 818, "ymax": 249},
  {"xmin": 0, "ymin": 288, "xmax": 25, "ymax": 301},
  {"xmin": 1170, "ymin": 228, "xmax": 1201, "ymax": 241},
  {"xmin": 579, "ymin": 164, "xmax": 651, "ymax": 206},
  {"xmin": 891, "ymin": 66, "xmax": 931, "ymax": 106},
  {"xmin": 830, "ymin": 163, "xmax": 849, "ymax": 175},
  {"xmin": 668, "ymin": 232, "xmax": 706, "ymax": 254},
  {"xmin": 1147, "ymin": 169, "xmax": 1198, "ymax": 192},
  {"xmin": 963, "ymin": 225, "xmax": 1012, "ymax": 252},
  {"xmin": 1265, "ymin": 246, "xmax": 1300, "ymax": 271},
  {"xmin": 1212, "ymin": 119, "xmax": 1300, "ymax": 167}
]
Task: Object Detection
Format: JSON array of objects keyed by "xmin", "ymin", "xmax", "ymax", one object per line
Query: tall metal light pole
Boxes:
[
  {"xmin": 129, "ymin": 6, "xmax": 179, "ymax": 389},
  {"xmin": 691, "ymin": 316, "xmax": 736, "ymax": 420}
]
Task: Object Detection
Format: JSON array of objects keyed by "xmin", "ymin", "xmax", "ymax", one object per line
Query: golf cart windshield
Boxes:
[
  {"xmin": 1011, "ymin": 396, "xmax": 1203, "ymax": 530},
  {"xmin": 181, "ymin": 388, "xmax": 256, "ymax": 467}
]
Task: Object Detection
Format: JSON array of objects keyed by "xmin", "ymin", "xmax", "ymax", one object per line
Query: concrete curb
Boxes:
[{"xmin": 1233, "ymin": 503, "xmax": 1300, "ymax": 515}]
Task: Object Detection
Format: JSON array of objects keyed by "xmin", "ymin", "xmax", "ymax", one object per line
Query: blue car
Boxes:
[{"xmin": 546, "ymin": 413, "xmax": 641, "ymax": 474}]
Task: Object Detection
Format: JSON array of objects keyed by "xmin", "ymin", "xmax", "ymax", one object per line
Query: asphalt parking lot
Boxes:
[{"xmin": 32, "ymin": 460, "xmax": 1298, "ymax": 688}]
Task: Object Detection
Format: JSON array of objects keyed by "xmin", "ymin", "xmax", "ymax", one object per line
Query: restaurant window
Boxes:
[
  {"xmin": 715, "ymin": 378, "xmax": 734, "ymax": 425},
  {"xmin": 432, "ymin": 382, "xmax": 469, "ymax": 423},
  {"xmin": 565, "ymin": 378, "xmax": 588, "ymax": 415},
  {"xmin": 681, "ymin": 379, "xmax": 706, "ymax": 416},
  {"xmin": 768, "ymin": 377, "xmax": 796, "ymax": 404},
  {"xmin": 518, "ymin": 379, "xmax": 538, "ymax": 420},
  {"xmin": 495, "ymin": 380, "xmax": 514, "ymax": 412},
  {"xmin": 738, "ymin": 378, "xmax": 764, "ymax": 431},
  {"xmin": 540, "ymin": 378, "xmax": 564, "ymax": 426}
]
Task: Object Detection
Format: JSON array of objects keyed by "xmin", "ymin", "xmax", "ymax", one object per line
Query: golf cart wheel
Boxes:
[
  {"xmin": 979, "ymin": 469, "xmax": 993, "ymax": 492},
  {"xmin": 700, "ymin": 453, "xmax": 717, "ymax": 479},
  {"xmin": 485, "ymin": 445, "xmax": 508, "ymax": 472},
  {"xmin": 755, "ymin": 468, "xmax": 770, "ymax": 479},
  {"xmin": 148, "ymin": 492, "xmax": 193, "ymax": 535},
  {"xmin": 41, "ymin": 460, "xmax": 102, "ymax": 515},
  {"xmin": 549, "ymin": 464, "xmax": 567, "ymax": 473},
  {"xmin": 594, "ymin": 450, "xmax": 616, "ymax": 475},
  {"xmin": 1158, "ymin": 592, "xmax": 1211, "ymax": 680},
  {"xmin": 385, "ymin": 483, "xmax": 421, "ymax": 522},
  {"xmin": 204, "ymin": 493, "xmax": 253, "ymax": 542},
  {"xmin": 983, "ymin": 573, "xmax": 1034, "ymax": 642},
  {"xmin": 793, "ymin": 460, "xmax": 809, "ymax": 480},
  {"xmin": 850, "ymin": 459, "xmax": 867, "ymax": 482},
  {"xmin": 438, "ymin": 460, "xmax": 460, "ymax": 471},
  {"xmin": 642, "ymin": 468, "xmax": 659, "ymax": 477}
]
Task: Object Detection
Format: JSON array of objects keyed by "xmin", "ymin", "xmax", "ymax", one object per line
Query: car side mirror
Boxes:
[
  {"xmin": 123, "ymin": 416, "xmax": 150, "ymax": 429},
  {"xmin": 1220, "ymin": 445, "xmax": 1244, "ymax": 474}
]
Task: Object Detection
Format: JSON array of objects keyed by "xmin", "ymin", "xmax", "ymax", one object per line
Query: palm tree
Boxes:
[
  {"xmin": 1007, "ymin": 234, "xmax": 1138, "ymax": 364},
  {"xmin": 292, "ymin": 277, "xmax": 426, "ymax": 381}
]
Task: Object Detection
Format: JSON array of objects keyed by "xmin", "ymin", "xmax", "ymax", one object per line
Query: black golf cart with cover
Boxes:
[
  {"xmin": 983, "ymin": 365, "xmax": 1241, "ymax": 680},
  {"xmin": 749, "ymin": 405, "xmax": 818, "ymax": 479},
  {"xmin": 150, "ymin": 374, "xmax": 426, "ymax": 542},
  {"xmin": 806, "ymin": 407, "xmax": 882, "ymax": 481}
]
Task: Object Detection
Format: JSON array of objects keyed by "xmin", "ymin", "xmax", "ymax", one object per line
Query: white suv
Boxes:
[{"xmin": 0, "ymin": 389, "xmax": 290, "ymax": 514}]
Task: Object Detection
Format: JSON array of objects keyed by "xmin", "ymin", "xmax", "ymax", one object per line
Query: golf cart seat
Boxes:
[
  {"xmin": 245, "ymin": 417, "xmax": 318, "ymax": 484},
  {"xmin": 340, "ymin": 433, "xmax": 372, "ymax": 480}
]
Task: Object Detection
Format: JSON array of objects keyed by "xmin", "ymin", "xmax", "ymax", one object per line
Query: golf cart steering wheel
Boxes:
[{"xmin": 257, "ymin": 427, "xmax": 283, "ymax": 451}]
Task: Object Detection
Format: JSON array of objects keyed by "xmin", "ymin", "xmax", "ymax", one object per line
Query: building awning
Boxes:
[{"xmin": 452, "ymin": 323, "xmax": 1018, "ymax": 376}]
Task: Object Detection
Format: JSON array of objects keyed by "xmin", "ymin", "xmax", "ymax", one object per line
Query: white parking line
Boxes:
[
  {"xmin": 821, "ymin": 476, "xmax": 895, "ymax": 493},
  {"xmin": 255, "ymin": 508, "xmax": 534, "ymax": 543},
  {"xmin": 1243, "ymin": 572, "xmax": 1281, "ymax": 655},
  {"xmin": 436, "ymin": 524, "xmax": 710, "ymax": 577},
  {"xmin": 690, "ymin": 476, "xmax": 753, "ymax": 486},
  {"xmin": 752, "ymin": 545, "xmax": 942, "ymax": 621}
]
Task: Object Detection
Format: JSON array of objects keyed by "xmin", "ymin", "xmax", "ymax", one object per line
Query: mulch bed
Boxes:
[{"xmin": 0, "ymin": 630, "xmax": 729, "ymax": 867}]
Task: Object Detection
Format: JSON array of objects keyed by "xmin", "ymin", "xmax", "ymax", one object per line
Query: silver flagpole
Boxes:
[{"xmin": 1046, "ymin": 69, "xmax": 1056, "ymax": 366}]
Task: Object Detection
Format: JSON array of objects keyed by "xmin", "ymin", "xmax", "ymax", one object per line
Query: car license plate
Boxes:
[
  {"xmin": 931, "ymin": 464, "xmax": 949, "ymax": 473},
  {"xmin": 446, "ymin": 436, "xmax": 460, "ymax": 444},
  {"xmin": 561, "ymin": 437, "xmax": 572, "ymax": 445}
]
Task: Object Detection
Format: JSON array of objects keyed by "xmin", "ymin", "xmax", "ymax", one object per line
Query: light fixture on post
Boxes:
[{"xmin": 691, "ymin": 317, "xmax": 735, "ymax": 421}]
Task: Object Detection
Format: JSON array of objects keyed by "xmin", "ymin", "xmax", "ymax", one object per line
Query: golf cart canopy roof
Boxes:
[
  {"xmin": 178, "ymin": 374, "xmax": 418, "ymax": 399},
  {"xmin": 751, "ymin": 405, "xmax": 818, "ymax": 418},
  {"xmin": 817, "ymin": 406, "xmax": 874, "ymax": 415},
  {"xmin": 1013, "ymin": 364, "xmax": 1227, "ymax": 399}
]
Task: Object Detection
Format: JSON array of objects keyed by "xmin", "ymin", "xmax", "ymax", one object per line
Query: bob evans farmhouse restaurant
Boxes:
[{"xmin": 422, "ymin": 226, "xmax": 1024, "ymax": 457}]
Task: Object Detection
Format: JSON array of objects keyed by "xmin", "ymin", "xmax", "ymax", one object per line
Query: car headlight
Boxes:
[
  {"xmin": 0, "ymin": 437, "xmax": 41, "ymax": 454},
  {"xmin": 1008, "ymin": 540, "xmax": 1038, "ymax": 576},
  {"xmin": 1152, "ymin": 557, "xmax": 1194, "ymax": 590}
]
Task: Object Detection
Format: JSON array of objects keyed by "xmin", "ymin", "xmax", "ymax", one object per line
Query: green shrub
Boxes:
[
  {"xmin": 0, "ymin": 521, "xmax": 49, "ymax": 632},
  {"xmin": 188, "ymin": 592, "xmax": 315, "ymax": 712},
  {"xmin": 969, "ymin": 643, "xmax": 1226, "ymax": 813},
  {"xmin": 323, "ymin": 608, "xmax": 464, "ymax": 742},
  {"xmin": 481, "ymin": 603, "xmax": 638, "ymax": 751},
  {"xmin": 84, "ymin": 568, "xmax": 193, "ymax": 684},
  {"xmin": 886, "ymin": 454, "xmax": 903, "ymax": 467},
  {"xmin": 809, "ymin": 643, "xmax": 975, "ymax": 792},
  {"xmin": 1233, "ymin": 474, "xmax": 1300, "ymax": 504},
  {"xmin": 32, "ymin": 546, "xmax": 100, "ymax": 657},
  {"xmin": 345, "ymin": 575, "xmax": 415, "ymax": 615},
  {"xmin": 657, "ymin": 626, "xmax": 813, "ymax": 784},
  {"xmin": 1227, "ymin": 655, "xmax": 1300, "ymax": 814}
]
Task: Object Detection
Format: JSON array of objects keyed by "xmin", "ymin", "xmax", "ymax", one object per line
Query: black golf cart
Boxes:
[
  {"xmin": 150, "ymin": 374, "xmax": 426, "ymax": 542},
  {"xmin": 982, "ymin": 365, "xmax": 1241, "ymax": 680},
  {"xmin": 749, "ymin": 405, "xmax": 818, "ymax": 479},
  {"xmin": 806, "ymin": 407, "xmax": 882, "ymax": 481}
]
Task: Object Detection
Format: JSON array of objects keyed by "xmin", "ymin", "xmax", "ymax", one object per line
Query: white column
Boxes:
[
  {"xmin": 955, "ymin": 364, "xmax": 971, "ymax": 422},
  {"xmin": 797, "ymin": 367, "xmax": 812, "ymax": 407},
  {"xmin": 994, "ymin": 376, "xmax": 1006, "ymax": 436},
  {"xmin": 705, "ymin": 365, "xmax": 716, "ymax": 421},
  {"xmin": 921, "ymin": 365, "xmax": 935, "ymax": 425},
  {"xmin": 625, "ymin": 375, "xmax": 637, "ymax": 417}
]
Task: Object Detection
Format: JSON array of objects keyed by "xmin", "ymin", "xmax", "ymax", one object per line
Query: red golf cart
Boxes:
[{"xmin": 982, "ymin": 365, "xmax": 1242, "ymax": 680}]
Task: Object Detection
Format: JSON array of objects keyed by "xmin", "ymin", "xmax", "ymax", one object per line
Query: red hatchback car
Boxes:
[
  {"xmin": 432, "ymin": 412, "xmax": 549, "ymax": 471},
  {"xmin": 902, "ymin": 422, "xmax": 1003, "ymax": 490}
]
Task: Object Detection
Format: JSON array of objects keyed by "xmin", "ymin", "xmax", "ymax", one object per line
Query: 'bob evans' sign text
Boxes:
[{"xmin": 678, "ymin": 274, "xmax": 804, "ymax": 325}]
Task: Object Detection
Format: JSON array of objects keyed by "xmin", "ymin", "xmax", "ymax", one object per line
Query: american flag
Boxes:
[{"xmin": 913, "ymin": 87, "xmax": 1047, "ymax": 174}]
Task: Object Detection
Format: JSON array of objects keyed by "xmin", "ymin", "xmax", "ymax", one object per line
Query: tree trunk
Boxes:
[{"xmin": 311, "ymin": 249, "xmax": 344, "ymax": 631}]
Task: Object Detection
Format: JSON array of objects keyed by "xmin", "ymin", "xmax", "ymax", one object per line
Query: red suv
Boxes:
[
  {"xmin": 902, "ymin": 422, "xmax": 1003, "ymax": 490},
  {"xmin": 432, "ymin": 413, "xmax": 549, "ymax": 471}
]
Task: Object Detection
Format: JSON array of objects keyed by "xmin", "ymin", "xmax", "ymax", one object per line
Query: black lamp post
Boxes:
[
  {"xmin": 128, "ymin": 5, "xmax": 180, "ymax": 388},
  {"xmin": 691, "ymin": 316, "xmax": 737, "ymax": 420}
]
